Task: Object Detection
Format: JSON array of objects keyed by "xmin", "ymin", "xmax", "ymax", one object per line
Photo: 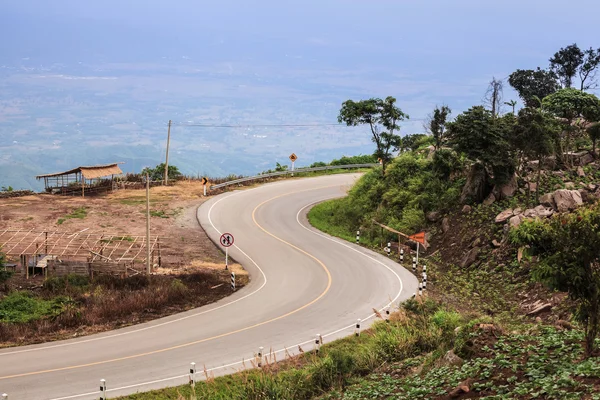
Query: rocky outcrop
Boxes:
[
  {"xmin": 523, "ymin": 205, "xmax": 554, "ymax": 218},
  {"xmin": 495, "ymin": 209, "xmax": 514, "ymax": 224},
  {"xmin": 539, "ymin": 192, "xmax": 555, "ymax": 208},
  {"xmin": 509, "ymin": 214, "xmax": 524, "ymax": 228},
  {"xmin": 460, "ymin": 163, "xmax": 490, "ymax": 204}
]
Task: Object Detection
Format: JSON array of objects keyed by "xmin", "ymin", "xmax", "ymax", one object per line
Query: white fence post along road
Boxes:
[{"xmin": 0, "ymin": 173, "xmax": 417, "ymax": 399}]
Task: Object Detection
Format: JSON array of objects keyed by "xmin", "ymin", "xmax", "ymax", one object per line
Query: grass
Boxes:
[
  {"xmin": 308, "ymin": 201, "xmax": 356, "ymax": 243},
  {"xmin": 57, "ymin": 207, "xmax": 87, "ymax": 225},
  {"xmin": 0, "ymin": 292, "xmax": 70, "ymax": 323},
  {"xmin": 115, "ymin": 299, "xmax": 462, "ymax": 399}
]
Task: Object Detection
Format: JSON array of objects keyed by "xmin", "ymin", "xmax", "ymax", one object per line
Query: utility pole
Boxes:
[
  {"xmin": 164, "ymin": 120, "xmax": 172, "ymax": 185},
  {"xmin": 146, "ymin": 172, "xmax": 151, "ymax": 275}
]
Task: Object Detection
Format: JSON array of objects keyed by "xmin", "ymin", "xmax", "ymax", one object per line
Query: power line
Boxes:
[{"xmin": 175, "ymin": 123, "xmax": 342, "ymax": 128}]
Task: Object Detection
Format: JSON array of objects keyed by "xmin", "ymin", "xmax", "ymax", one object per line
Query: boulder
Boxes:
[
  {"xmin": 553, "ymin": 189, "xmax": 583, "ymax": 213},
  {"xmin": 449, "ymin": 379, "xmax": 473, "ymax": 398},
  {"xmin": 482, "ymin": 193, "xmax": 496, "ymax": 206},
  {"xmin": 565, "ymin": 182, "xmax": 575, "ymax": 189},
  {"xmin": 509, "ymin": 214, "xmax": 524, "ymax": 228},
  {"xmin": 440, "ymin": 350, "xmax": 463, "ymax": 367},
  {"xmin": 588, "ymin": 183, "xmax": 597, "ymax": 191},
  {"xmin": 580, "ymin": 153, "xmax": 594, "ymax": 166},
  {"xmin": 527, "ymin": 182, "xmax": 538, "ymax": 192},
  {"xmin": 527, "ymin": 303, "xmax": 552, "ymax": 316},
  {"xmin": 461, "ymin": 205, "xmax": 472, "ymax": 214},
  {"xmin": 496, "ymin": 174, "xmax": 518, "ymax": 199},
  {"xmin": 513, "ymin": 207, "xmax": 522, "ymax": 215},
  {"xmin": 460, "ymin": 247, "xmax": 480, "ymax": 268},
  {"xmin": 495, "ymin": 209, "xmax": 514, "ymax": 224},
  {"xmin": 460, "ymin": 163, "xmax": 490, "ymax": 204},
  {"xmin": 539, "ymin": 192, "xmax": 555, "ymax": 208},
  {"xmin": 577, "ymin": 166, "xmax": 586, "ymax": 177},
  {"xmin": 492, "ymin": 239, "xmax": 502, "ymax": 248},
  {"xmin": 426, "ymin": 211, "xmax": 441, "ymax": 222},
  {"xmin": 524, "ymin": 205, "xmax": 554, "ymax": 219},
  {"xmin": 579, "ymin": 189, "xmax": 590, "ymax": 203},
  {"xmin": 442, "ymin": 217, "xmax": 450, "ymax": 234}
]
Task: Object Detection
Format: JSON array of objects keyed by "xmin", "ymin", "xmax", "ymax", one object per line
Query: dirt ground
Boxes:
[{"xmin": 0, "ymin": 181, "xmax": 240, "ymax": 274}]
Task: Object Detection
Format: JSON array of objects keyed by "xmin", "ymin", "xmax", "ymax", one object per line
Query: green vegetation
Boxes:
[
  {"xmin": 150, "ymin": 210, "xmax": 169, "ymax": 218},
  {"xmin": 511, "ymin": 203, "xmax": 600, "ymax": 357},
  {"xmin": 142, "ymin": 163, "xmax": 183, "ymax": 182},
  {"xmin": 0, "ymin": 292, "xmax": 72, "ymax": 323},
  {"xmin": 57, "ymin": 207, "xmax": 87, "ymax": 225},
  {"xmin": 325, "ymin": 327, "xmax": 600, "ymax": 400}
]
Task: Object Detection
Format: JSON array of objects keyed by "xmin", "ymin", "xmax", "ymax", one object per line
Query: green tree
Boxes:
[
  {"xmin": 542, "ymin": 88, "xmax": 600, "ymax": 166},
  {"xmin": 579, "ymin": 47, "xmax": 600, "ymax": 91},
  {"xmin": 447, "ymin": 106, "xmax": 516, "ymax": 187},
  {"xmin": 587, "ymin": 123, "xmax": 600, "ymax": 155},
  {"xmin": 426, "ymin": 105, "xmax": 452, "ymax": 150},
  {"xmin": 399, "ymin": 133, "xmax": 428, "ymax": 153},
  {"xmin": 504, "ymin": 100, "xmax": 518, "ymax": 115},
  {"xmin": 511, "ymin": 205, "xmax": 600, "ymax": 357},
  {"xmin": 550, "ymin": 43, "xmax": 585, "ymax": 89},
  {"xmin": 512, "ymin": 107, "xmax": 559, "ymax": 202},
  {"xmin": 141, "ymin": 163, "xmax": 182, "ymax": 182},
  {"xmin": 338, "ymin": 96, "xmax": 409, "ymax": 172},
  {"xmin": 508, "ymin": 68, "xmax": 559, "ymax": 108}
]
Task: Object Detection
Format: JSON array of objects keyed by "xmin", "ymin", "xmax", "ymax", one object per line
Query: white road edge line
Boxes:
[
  {"xmin": 49, "ymin": 192, "xmax": 408, "ymax": 400},
  {"xmin": 0, "ymin": 190, "xmax": 268, "ymax": 357}
]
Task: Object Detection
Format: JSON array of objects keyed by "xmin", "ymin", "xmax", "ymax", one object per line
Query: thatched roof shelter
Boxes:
[{"xmin": 36, "ymin": 163, "xmax": 124, "ymax": 196}]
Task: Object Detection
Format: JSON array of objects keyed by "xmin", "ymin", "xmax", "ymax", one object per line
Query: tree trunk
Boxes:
[
  {"xmin": 536, "ymin": 156, "xmax": 543, "ymax": 204},
  {"xmin": 586, "ymin": 300, "xmax": 599, "ymax": 358}
]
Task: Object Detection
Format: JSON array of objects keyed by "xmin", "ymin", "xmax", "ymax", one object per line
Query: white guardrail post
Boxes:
[{"xmin": 2, "ymin": 393, "xmax": 7, "ymax": 399}]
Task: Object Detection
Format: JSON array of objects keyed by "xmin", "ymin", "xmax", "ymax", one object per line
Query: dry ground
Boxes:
[{"xmin": 0, "ymin": 181, "xmax": 248, "ymax": 346}]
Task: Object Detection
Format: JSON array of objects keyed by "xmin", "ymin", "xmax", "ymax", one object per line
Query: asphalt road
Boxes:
[{"xmin": 0, "ymin": 174, "xmax": 418, "ymax": 399}]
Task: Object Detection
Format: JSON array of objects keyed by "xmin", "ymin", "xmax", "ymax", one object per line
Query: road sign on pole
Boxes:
[
  {"xmin": 289, "ymin": 153, "xmax": 297, "ymax": 176},
  {"xmin": 220, "ymin": 233, "xmax": 234, "ymax": 270}
]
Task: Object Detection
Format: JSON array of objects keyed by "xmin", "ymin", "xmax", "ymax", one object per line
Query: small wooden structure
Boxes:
[
  {"xmin": 36, "ymin": 163, "xmax": 124, "ymax": 197},
  {"xmin": 0, "ymin": 229, "xmax": 162, "ymax": 279}
]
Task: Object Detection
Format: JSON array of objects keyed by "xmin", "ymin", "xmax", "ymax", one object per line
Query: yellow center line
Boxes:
[{"xmin": 0, "ymin": 184, "xmax": 339, "ymax": 381}]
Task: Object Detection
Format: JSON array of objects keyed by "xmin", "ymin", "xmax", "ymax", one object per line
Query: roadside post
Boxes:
[
  {"xmin": 220, "ymin": 233, "xmax": 234, "ymax": 270},
  {"xmin": 99, "ymin": 379, "xmax": 107, "ymax": 400},
  {"xmin": 412, "ymin": 256, "xmax": 417, "ymax": 274},
  {"xmin": 2, "ymin": 393, "xmax": 7, "ymax": 399},
  {"xmin": 355, "ymin": 318, "xmax": 361, "ymax": 336},
  {"xmin": 231, "ymin": 271, "xmax": 236, "ymax": 291},
  {"xmin": 356, "ymin": 230, "xmax": 360, "ymax": 244},
  {"xmin": 202, "ymin": 177, "xmax": 208, "ymax": 196},
  {"xmin": 189, "ymin": 362, "xmax": 197, "ymax": 399},
  {"xmin": 386, "ymin": 242, "xmax": 391, "ymax": 257},
  {"xmin": 400, "ymin": 248, "xmax": 404, "ymax": 264},
  {"xmin": 257, "ymin": 346, "xmax": 264, "ymax": 367}
]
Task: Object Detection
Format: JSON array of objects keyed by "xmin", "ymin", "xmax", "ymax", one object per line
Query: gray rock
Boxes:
[
  {"xmin": 426, "ymin": 211, "xmax": 441, "ymax": 222},
  {"xmin": 497, "ymin": 174, "xmax": 518, "ymax": 199},
  {"xmin": 461, "ymin": 205, "xmax": 472, "ymax": 214},
  {"xmin": 528, "ymin": 182, "xmax": 538, "ymax": 192},
  {"xmin": 471, "ymin": 237, "xmax": 482, "ymax": 248},
  {"xmin": 513, "ymin": 207, "xmax": 522, "ymax": 215},
  {"xmin": 553, "ymin": 189, "xmax": 583, "ymax": 213},
  {"xmin": 492, "ymin": 239, "xmax": 502, "ymax": 248},
  {"xmin": 588, "ymin": 184, "xmax": 596, "ymax": 191},
  {"xmin": 577, "ymin": 166, "xmax": 586, "ymax": 177},
  {"xmin": 533, "ymin": 205, "xmax": 554, "ymax": 218},
  {"xmin": 442, "ymin": 217, "xmax": 450, "ymax": 234},
  {"xmin": 483, "ymin": 193, "xmax": 496, "ymax": 206},
  {"xmin": 495, "ymin": 209, "xmax": 514, "ymax": 224},
  {"xmin": 579, "ymin": 189, "xmax": 590, "ymax": 203},
  {"xmin": 527, "ymin": 303, "xmax": 552, "ymax": 316},
  {"xmin": 580, "ymin": 153, "xmax": 594, "ymax": 166},
  {"xmin": 539, "ymin": 192, "xmax": 555, "ymax": 208},
  {"xmin": 565, "ymin": 182, "xmax": 575, "ymax": 189},
  {"xmin": 509, "ymin": 214, "xmax": 524, "ymax": 228},
  {"xmin": 440, "ymin": 350, "xmax": 463, "ymax": 367},
  {"xmin": 460, "ymin": 247, "xmax": 480, "ymax": 268}
]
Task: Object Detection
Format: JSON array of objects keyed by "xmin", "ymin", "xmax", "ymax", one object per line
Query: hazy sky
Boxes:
[{"xmin": 1, "ymin": 0, "xmax": 600, "ymax": 188}]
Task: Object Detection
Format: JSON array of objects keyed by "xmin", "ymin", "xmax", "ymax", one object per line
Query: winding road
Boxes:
[{"xmin": 0, "ymin": 174, "xmax": 418, "ymax": 399}]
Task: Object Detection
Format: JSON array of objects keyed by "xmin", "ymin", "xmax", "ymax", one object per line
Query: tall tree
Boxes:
[
  {"xmin": 447, "ymin": 106, "xmax": 515, "ymax": 188},
  {"xmin": 550, "ymin": 43, "xmax": 584, "ymax": 88},
  {"xmin": 338, "ymin": 97, "xmax": 408, "ymax": 172},
  {"xmin": 580, "ymin": 47, "xmax": 600, "ymax": 91},
  {"xmin": 425, "ymin": 105, "xmax": 452, "ymax": 150},
  {"xmin": 512, "ymin": 107, "xmax": 559, "ymax": 203},
  {"xmin": 508, "ymin": 68, "xmax": 559, "ymax": 108},
  {"xmin": 484, "ymin": 77, "xmax": 503, "ymax": 117},
  {"xmin": 542, "ymin": 88, "xmax": 600, "ymax": 166}
]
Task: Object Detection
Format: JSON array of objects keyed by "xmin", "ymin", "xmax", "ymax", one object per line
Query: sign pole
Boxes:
[
  {"xmin": 225, "ymin": 246, "xmax": 228, "ymax": 270},
  {"xmin": 416, "ymin": 242, "xmax": 420, "ymax": 266},
  {"xmin": 203, "ymin": 184, "xmax": 207, "ymax": 196},
  {"xmin": 291, "ymin": 160, "xmax": 295, "ymax": 177}
]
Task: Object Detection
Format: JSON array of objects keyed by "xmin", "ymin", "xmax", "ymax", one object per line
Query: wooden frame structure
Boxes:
[
  {"xmin": 0, "ymin": 229, "xmax": 162, "ymax": 278},
  {"xmin": 36, "ymin": 163, "xmax": 124, "ymax": 197}
]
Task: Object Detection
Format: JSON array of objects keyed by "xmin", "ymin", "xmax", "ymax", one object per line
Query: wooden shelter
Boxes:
[{"xmin": 36, "ymin": 163, "xmax": 124, "ymax": 196}]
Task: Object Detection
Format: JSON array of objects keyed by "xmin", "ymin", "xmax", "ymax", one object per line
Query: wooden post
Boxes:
[
  {"xmin": 146, "ymin": 173, "xmax": 151, "ymax": 275},
  {"xmin": 25, "ymin": 255, "xmax": 29, "ymax": 280},
  {"xmin": 157, "ymin": 238, "xmax": 162, "ymax": 267},
  {"xmin": 81, "ymin": 172, "xmax": 85, "ymax": 198},
  {"xmin": 164, "ymin": 120, "xmax": 172, "ymax": 185},
  {"xmin": 45, "ymin": 231, "xmax": 48, "ymax": 254}
]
